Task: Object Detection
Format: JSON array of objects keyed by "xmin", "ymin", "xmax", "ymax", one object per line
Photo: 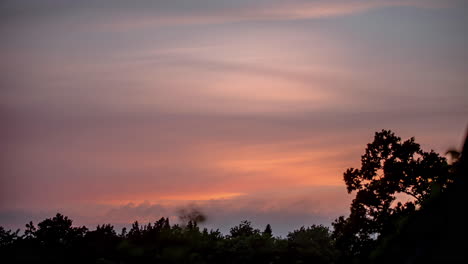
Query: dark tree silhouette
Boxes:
[
  {"xmin": 35, "ymin": 213, "xmax": 87, "ymax": 247},
  {"xmin": 263, "ymin": 224, "xmax": 273, "ymax": 237},
  {"xmin": 333, "ymin": 129, "xmax": 456, "ymax": 262},
  {"xmin": 369, "ymin": 130, "xmax": 468, "ymax": 263},
  {"xmin": 287, "ymin": 225, "xmax": 338, "ymax": 264},
  {"xmin": 0, "ymin": 226, "xmax": 19, "ymax": 247},
  {"xmin": 229, "ymin": 220, "xmax": 259, "ymax": 238},
  {"xmin": 24, "ymin": 221, "xmax": 36, "ymax": 240}
]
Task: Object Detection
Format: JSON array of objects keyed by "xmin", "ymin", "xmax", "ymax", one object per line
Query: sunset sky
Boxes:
[{"xmin": 1, "ymin": 0, "xmax": 467, "ymax": 235}]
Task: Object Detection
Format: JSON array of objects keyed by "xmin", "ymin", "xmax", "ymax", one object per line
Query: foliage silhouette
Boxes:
[
  {"xmin": 333, "ymin": 129, "xmax": 463, "ymax": 263},
  {"xmin": 0, "ymin": 215, "xmax": 338, "ymax": 263},
  {"xmin": 287, "ymin": 225, "xmax": 338, "ymax": 264},
  {"xmin": 368, "ymin": 130, "xmax": 468, "ymax": 263},
  {"xmin": 263, "ymin": 224, "xmax": 273, "ymax": 237}
]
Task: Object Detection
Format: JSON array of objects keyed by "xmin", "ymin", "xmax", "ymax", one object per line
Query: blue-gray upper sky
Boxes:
[{"xmin": 1, "ymin": 0, "xmax": 467, "ymax": 235}]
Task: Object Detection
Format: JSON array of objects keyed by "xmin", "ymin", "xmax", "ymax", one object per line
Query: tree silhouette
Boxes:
[
  {"xmin": 24, "ymin": 221, "xmax": 36, "ymax": 240},
  {"xmin": 333, "ymin": 129, "xmax": 455, "ymax": 262},
  {"xmin": 263, "ymin": 224, "xmax": 273, "ymax": 237},
  {"xmin": 229, "ymin": 220, "xmax": 259, "ymax": 238},
  {"xmin": 369, "ymin": 130, "xmax": 468, "ymax": 263},
  {"xmin": 287, "ymin": 225, "xmax": 337, "ymax": 264},
  {"xmin": 0, "ymin": 226, "xmax": 19, "ymax": 247},
  {"xmin": 35, "ymin": 213, "xmax": 87, "ymax": 247}
]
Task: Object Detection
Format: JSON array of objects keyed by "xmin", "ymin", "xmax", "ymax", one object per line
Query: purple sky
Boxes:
[{"xmin": 1, "ymin": 0, "xmax": 467, "ymax": 235}]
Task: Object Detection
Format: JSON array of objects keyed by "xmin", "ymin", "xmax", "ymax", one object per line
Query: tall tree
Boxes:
[
  {"xmin": 333, "ymin": 130, "xmax": 454, "ymax": 261},
  {"xmin": 263, "ymin": 224, "xmax": 273, "ymax": 237}
]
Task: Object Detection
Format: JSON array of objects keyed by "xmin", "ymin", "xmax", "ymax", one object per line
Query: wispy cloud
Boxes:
[
  {"xmin": 1, "ymin": 0, "xmax": 450, "ymax": 31},
  {"xmin": 94, "ymin": 0, "xmax": 449, "ymax": 30}
]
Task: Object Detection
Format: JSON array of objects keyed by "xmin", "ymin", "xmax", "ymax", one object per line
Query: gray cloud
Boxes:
[{"xmin": 0, "ymin": 0, "xmax": 452, "ymax": 30}]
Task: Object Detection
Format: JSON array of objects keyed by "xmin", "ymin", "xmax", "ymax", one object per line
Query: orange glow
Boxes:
[
  {"xmin": 99, "ymin": 192, "xmax": 246, "ymax": 206},
  {"xmin": 60, "ymin": 138, "xmax": 360, "ymax": 206}
]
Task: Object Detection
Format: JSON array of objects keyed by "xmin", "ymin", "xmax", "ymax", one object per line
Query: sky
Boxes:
[{"xmin": 1, "ymin": 0, "xmax": 467, "ymax": 236}]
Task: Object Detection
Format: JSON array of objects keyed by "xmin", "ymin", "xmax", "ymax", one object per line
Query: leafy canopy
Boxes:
[{"xmin": 333, "ymin": 129, "xmax": 454, "ymax": 259}]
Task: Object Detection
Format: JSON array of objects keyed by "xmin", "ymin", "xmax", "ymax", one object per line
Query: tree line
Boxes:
[{"xmin": 1, "ymin": 129, "xmax": 466, "ymax": 263}]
